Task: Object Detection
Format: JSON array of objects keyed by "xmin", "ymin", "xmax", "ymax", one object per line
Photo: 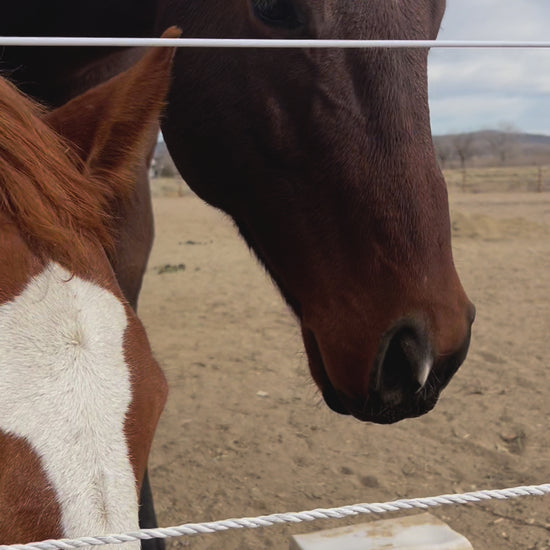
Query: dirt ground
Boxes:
[{"xmin": 139, "ymin": 182, "xmax": 550, "ymax": 550}]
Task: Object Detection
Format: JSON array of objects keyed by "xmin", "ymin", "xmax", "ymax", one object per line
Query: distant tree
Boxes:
[
  {"xmin": 433, "ymin": 137, "xmax": 454, "ymax": 169},
  {"xmin": 452, "ymin": 133, "xmax": 475, "ymax": 171},
  {"xmin": 450, "ymin": 133, "xmax": 477, "ymax": 190},
  {"xmin": 159, "ymin": 159, "xmax": 178, "ymax": 178},
  {"xmin": 486, "ymin": 123, "xmax": 520, "ymax": 165}
]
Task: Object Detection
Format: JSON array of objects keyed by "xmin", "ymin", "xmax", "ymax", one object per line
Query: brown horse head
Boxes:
[
  {"xmin": 0, "ymin": 31, "xmax": 177, "ymax": 544},
  {"xmin": 158, "ymin": 1, "xmax": 474, "ymax": 423}
]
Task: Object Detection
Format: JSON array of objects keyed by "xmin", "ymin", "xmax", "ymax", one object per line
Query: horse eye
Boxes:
[{"xmin": 251, "ymin": 0, "xmax": 302, "ymax": 29}]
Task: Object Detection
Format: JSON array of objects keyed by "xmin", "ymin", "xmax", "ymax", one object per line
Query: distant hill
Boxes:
[
  {"xmin": 517, "ymin": 133, "xmax": 550, "ymax": 146},
  {"xmin": 433, "ymin": 130, "xmax": 550, "ymax": 169}
]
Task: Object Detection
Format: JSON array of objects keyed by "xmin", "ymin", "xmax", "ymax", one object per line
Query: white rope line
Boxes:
[
  {"xmin": 2, "ymin": 483, "xmax": 549, "ymax": 550},
  {"xmin": 1, "ymin": 37, "xmax": 550, "ymax": 49}
]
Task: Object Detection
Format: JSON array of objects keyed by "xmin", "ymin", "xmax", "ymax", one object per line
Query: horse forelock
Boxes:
[{"xmin": 0, "ymin": 78, "xmax": 123, "ymax": 270}]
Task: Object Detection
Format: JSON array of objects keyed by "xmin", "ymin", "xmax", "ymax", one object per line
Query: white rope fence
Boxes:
[
  {"xmin": 2, "ymin": 482, "xmax": 549, "ymax": 550},
  {"xmin": 1, "ymin": 37, "xmax": 550, "ymax": 48}
]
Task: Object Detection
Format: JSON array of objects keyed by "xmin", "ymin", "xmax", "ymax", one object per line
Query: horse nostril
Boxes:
[{"xmin": 376, "ymin": 321, "xmax": 433, "ymax": 397}]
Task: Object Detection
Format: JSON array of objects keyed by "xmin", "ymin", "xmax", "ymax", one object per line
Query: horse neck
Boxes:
[
  {"xmin": 1, "ymin": 0, "xmax": 158, "ymax": 105},
  {"xmin": 0, "ymin": 1, "xmax": 157, "ymax": 37}
]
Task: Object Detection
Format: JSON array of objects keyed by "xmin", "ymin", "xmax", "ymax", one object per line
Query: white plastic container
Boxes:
[{"xmin": 290, "ymin": 513, "xmax": 473, "ymax": 550}]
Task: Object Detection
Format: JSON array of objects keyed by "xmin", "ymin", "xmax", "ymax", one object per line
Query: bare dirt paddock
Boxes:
[{"xmin": 140, "ymin": 183, "xmax": 550, "ymax": 550}]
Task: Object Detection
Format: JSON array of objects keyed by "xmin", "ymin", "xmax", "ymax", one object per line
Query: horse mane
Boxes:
[
  {"xmin": 0, "ymin": 28, "xmax": 178, "ymax": 270},
  {"xmin": 0, "ymin": 77, "xmax": 120, "ymax": 268}
]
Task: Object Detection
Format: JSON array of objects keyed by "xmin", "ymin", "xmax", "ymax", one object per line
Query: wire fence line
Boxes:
[
  {"xmin": 1, "ymin": 37, "xmax": 550, "ymax": 48},
  {"xmin": 1, "ymin": 483, "xmax": 549, "ymax": 550}
]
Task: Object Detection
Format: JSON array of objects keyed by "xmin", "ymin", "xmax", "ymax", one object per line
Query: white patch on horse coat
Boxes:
[{"xmin": 0, "ymin": 262, "xmax": 139, "ymax": 549}]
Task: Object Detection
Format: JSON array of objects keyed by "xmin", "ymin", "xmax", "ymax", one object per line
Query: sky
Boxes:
[{"xmin": 428, "ymin": 0, "xmax": 550, "ymax": 136}]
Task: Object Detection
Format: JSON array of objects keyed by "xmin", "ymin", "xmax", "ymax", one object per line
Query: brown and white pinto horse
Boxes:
[{"xmin": 0, "ymin": 31, "xmax": 178, "ymax": 545}]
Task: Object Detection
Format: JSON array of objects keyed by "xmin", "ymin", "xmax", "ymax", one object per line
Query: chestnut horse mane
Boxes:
[
  {"xmin": 0, "ymin": 28, "xmax": 178, "ymax": 269},
  {"xmin": 0, "ymin": 78, "xmax": 119, "ymax": 267}
]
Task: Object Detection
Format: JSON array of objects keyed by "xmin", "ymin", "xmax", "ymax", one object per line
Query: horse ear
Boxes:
[{"xmin": 45, "ymin": 26, "xmax": 181, "ymax": 187}]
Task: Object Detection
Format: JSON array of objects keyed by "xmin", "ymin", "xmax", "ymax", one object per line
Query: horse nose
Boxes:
[{"xmin": 374, "ymin": 320, "xmax": 434, "ymax": 400}]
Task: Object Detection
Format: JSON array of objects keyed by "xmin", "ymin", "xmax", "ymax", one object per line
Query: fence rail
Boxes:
[
  {"xmin": 2, "ymin": 37, "xmax": 550, "ymax": 48},
  {"xmin": 1, "ymin": 483, "xmax": 549, "ymax": 550}
]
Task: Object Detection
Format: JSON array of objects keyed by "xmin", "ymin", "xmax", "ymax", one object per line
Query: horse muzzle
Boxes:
[{"xmin": 306, "ymin": 312, "xmax": 474, "ymax": 424}]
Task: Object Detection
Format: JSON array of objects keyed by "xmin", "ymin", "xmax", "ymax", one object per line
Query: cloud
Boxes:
[
  {"xmin": 430, "ymin": 95, "xmax": 534, "ymax": 135},
  {"xmin": 427, "ymin": 0, "xmax": 550, "ymax": 135},
  {"xmin": 439, "ymin": 0, "xmax": 550, "ymax": 40},
  {"xmin": 430, "ymin": 51, "xmax": 550, "ymax": 95}
]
